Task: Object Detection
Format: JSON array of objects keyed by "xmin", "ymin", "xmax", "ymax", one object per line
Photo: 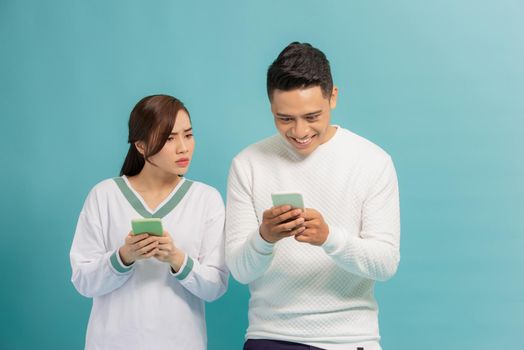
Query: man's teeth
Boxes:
[{"xmin": 294, "ymin": 137, "xmax": 311, "ymax": 144}]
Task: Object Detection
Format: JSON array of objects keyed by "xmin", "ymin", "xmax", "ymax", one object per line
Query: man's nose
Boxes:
[{"xmin": 293, "ymin": 119, "xmax": 310, "ymax": 138}]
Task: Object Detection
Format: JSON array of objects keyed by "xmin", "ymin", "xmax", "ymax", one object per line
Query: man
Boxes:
[{"xmin": 225, "ymin": 42, "xmax": 400, "ymax": 350}]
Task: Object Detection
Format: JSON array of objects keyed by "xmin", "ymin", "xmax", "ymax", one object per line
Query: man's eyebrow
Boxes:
[
  {"xmin": 303, "ymin": 110, "xmax": 322, "ymax": 116},
  {"xmin": 275, "ymin": 110, "xmax": 322, "ymax": 118},
  {"xmin": 276, "ymin": 113, "xmax": 295, "ymax": 118}
]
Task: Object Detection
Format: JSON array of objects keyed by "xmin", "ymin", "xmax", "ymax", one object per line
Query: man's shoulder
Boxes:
[
  {"xmin": 233, "ymin": 134, "xmax": 283, "ymax": 162},
  {"xmin": 337, "ymin": 127, "xmax": 392, "ymax": 164}
]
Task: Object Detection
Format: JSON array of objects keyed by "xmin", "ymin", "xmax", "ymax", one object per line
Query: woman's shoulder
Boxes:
[
  {"xmin": 77, "ymin": 177, "xmax": 122, "ymax": 215},
  {"xmin": 82, "ymin": 177, "xmax": 122, "ymax": 202},
  {"xmin": 89, "ymin": 177, "xmax": 121, "ymax": 194},
  {"xmin": 185, "ymin": 179, "xmax": 224, "ymax": 205},
  {"xmin": 186, "ymin": 179, "xmax": 221, "ymax": 196}
]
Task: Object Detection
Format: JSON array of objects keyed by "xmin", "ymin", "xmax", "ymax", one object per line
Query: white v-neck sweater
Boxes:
[
  {"xmin": 225, "ymin": 127, "xmax": 400, "ymax": 350},
  {"xmin": 70, "ymin": 177, "xmax": 228, "ymax": 350}
]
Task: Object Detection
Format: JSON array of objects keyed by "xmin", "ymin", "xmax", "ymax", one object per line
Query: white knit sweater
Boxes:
[{"xmin": 225, "ymin": 126, "xmax": 400, "ymax": 350}]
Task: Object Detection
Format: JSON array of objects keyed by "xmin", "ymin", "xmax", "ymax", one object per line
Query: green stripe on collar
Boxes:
[{"xmin": 113, "ymin": 177, "xmax": 193, "ymax": 218}]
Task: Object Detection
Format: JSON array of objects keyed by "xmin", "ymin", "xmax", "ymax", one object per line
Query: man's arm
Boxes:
[
  {"xmin": 225, "ymin": 158, "xmax": 274, "ymax": 284},
  {"xmin": 296, "ymin": 157, "xmax": 400, "ymax": 281},
  {"xmin": 322, "ymin": 157, "xmax": 400, "ymax": 281},
  {"xmin": 225, "ymin": 158, "xmax": 306, "ymax": 284}
]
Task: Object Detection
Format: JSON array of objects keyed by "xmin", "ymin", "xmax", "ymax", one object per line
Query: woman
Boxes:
[{"xmin": 70, "ymin": 95, "xmax": 228, "ymax": 350}]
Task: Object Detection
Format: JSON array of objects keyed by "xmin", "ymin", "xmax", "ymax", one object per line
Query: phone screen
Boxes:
[{"xmin": 271, "ymin": 193, "xmax": 304, "ymax": 209}]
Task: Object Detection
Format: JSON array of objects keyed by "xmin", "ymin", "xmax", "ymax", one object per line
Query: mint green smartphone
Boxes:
[
  {"xmin": 271, "ymin": 192, "xmax": 304, "ymax": 209},
  {"xmin": 131, "ymin": 218, "xmax": 164, "ymax": 236}
]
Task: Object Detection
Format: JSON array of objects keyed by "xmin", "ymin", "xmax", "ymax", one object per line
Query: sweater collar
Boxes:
[{"xmin": 278, "ymin": 125, "xmax": 341, "ymax": 159}]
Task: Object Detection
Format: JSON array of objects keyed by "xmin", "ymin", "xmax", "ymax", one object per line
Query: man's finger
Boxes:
[
  {"xmin": 294, "ymin": 233, "xmax": 310, "ymax": 243},
  {"xmin": 276, "ymin": 217, "xmax": 304, "ymax": 232},
  {"xmin": 270, "ymin": 205, "xmax": 292, "ymax": 218},
  {"xmin": 269, "ymin": 209, "xmax": 301, "ymax": 226},
  {"xmin": 291, "ymin": 226, "xmax": 306, "ymax": 236},
  {"xmin": 301, "ymin": 208, "xmax": 319, "ymax": 220}
]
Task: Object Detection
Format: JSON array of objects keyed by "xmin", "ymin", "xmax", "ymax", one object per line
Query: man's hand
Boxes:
[
  {"xmin": 259, "ymin": 205, "xmax": 305, "ymax": 243},
  {"xmin": 294, "ymin": 208, "xmax": 329, "ymax": 246}
]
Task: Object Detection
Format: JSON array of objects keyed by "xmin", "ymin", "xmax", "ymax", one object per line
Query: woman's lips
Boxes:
[{"xmin": 176, "ymin": 158, "xmax": 190, "ymax": 167}]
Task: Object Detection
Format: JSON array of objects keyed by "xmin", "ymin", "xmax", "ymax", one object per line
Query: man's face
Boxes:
[{"xmin": 270, "ymin": 85, "xmax": 338, "ymax": 156}]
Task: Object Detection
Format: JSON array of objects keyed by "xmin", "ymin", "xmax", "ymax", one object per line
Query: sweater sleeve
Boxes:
[
  {"xmin": 171, "ymin": 190, "xmax": 229, "ymax": 302},
  {"xmin": 70, "ymin": 189, "xmax": 134, "ymax": 298},
  {"xmin": 322, "ymin": 157, "xmax": 401, "ymax": 281},
  {"xmin": 225, "ymin": 158, "xmax": 275, "ymax": 284}
]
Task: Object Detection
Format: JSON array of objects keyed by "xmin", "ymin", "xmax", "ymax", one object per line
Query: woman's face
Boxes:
[{"xmin": 147, "ymin": 110, "xmax": 195, "ymax": 177}]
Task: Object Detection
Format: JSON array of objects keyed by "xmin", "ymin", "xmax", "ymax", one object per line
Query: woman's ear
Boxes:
[{"xmin": 134, "ymin": 141, "xmax": 146, "ymax": 157}]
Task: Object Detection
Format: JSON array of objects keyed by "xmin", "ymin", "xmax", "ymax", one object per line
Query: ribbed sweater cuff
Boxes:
[
  {"xmin": 170, "ymin": 254, "xmax": 194, "ymax": 280},
  {"xmin": 250, "ymin": 230, "xmax": 275, "ymax": 255},
  {"xmin": 322, "ymin": 227, "xmax": 347, "ymax": 255},
  {"xmin": 109, "ymin": 249, "xmax": 134, "ymax": 274}
]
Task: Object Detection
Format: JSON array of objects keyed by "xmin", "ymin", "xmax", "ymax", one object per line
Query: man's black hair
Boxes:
[{"xmin": 267, "ymin": 42, "xmax": 333, "ymax": 100}]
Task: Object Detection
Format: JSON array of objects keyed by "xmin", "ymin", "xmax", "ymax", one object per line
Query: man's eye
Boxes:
[{"xmin": 186, "ymin": 134, "xmax": 193, "ymax": 138}]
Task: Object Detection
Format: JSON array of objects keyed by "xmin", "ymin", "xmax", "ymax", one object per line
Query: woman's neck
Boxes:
[{"xmin": 126, "ymin": 165, "xmax": 182, "ymax": 210}]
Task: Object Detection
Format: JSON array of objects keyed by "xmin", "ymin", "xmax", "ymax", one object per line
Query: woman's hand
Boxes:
[
  {"xmin": 154, "ymin": 231, "xmax": 186, "ymax": 273},
  {"xmin": 119, "ymin": 232, "xmax": 160, "ymax": 265}
]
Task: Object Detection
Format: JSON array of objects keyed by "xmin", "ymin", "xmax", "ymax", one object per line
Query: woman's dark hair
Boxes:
[
  {"xmin": 120, "ymin": 95, "xmax": 190, "ymax": 176},
  {"xmin": 267, "ymin": 42, "xmax": 333, "ymax": 100}
]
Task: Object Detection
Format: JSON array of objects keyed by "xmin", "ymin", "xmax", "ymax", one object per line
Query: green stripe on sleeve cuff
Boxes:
[
  {"xmin": 175, "ymin": 256, "xmax": 194, "ymax": 280},
  {"xmin": 110, "ymin": 250, "xmax": 134, "ymax": 274}
]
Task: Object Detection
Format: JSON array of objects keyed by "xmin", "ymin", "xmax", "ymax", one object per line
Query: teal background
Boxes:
[{"xmin": 1, "ymin": 1, "xmax": 523, "ymax": 349}]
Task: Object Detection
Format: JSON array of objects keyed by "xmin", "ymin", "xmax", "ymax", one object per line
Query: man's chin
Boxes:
[{"xmin": 289, "ymin": 142, "xmax": 317, "ymax": 156}]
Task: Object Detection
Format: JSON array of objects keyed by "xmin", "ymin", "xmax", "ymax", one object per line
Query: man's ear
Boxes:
[
  {"xmin": 134, "ymin": 141, "xmax": 146, "ymax": 157},
  {"xmin": 329, "ymin": 86, "xmax": 339, "ymax": 109}
]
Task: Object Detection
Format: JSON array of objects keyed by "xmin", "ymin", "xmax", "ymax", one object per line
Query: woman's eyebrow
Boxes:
[{"xmin": 170, "ymin": 127, "xmax": 193, "ymax": 135}]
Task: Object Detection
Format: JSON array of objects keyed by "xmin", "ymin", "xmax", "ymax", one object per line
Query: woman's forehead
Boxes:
[{"xmin": 172, "ymin": 110, "xmax": 191, "ymax": 131}]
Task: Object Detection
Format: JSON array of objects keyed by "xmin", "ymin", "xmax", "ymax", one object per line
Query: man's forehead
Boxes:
[
  {"xmin": 271, "ymin": 86, "xmax": 325, "ymax": 100},
  {"xmin": 271, "ymin": 87, "xmax": 328, "ymax": 113}
]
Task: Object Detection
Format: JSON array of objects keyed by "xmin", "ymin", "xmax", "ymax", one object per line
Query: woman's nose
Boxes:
[{"xmin": 176, "ymin": 137, "xmax": 188, "ymax": 153}]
